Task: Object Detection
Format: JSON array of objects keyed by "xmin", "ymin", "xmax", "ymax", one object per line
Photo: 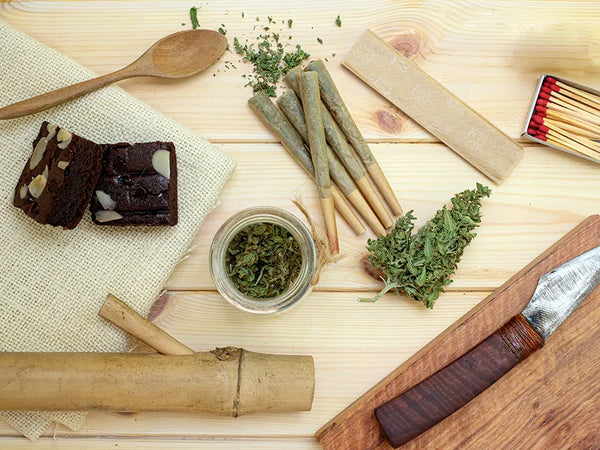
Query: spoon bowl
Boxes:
[
  {"xmin": 144, "ymin": 30, "xmax": 228, "ymax": 78},
  {"xmin": 0, "ymin": 29, "xmax": 228, "ymax": 120}
]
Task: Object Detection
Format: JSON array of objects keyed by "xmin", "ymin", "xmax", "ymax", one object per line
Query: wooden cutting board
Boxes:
[{"xmin": 316, "ymin": 215, "xmax": 600, "ymax": 449}]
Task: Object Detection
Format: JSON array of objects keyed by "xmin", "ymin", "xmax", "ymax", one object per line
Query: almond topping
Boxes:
[
  {"xmin": 57, "ymin": 161, "xmax": 69, "ymax": 170},
  {"xmin": 151, "ymin": 149, "xmax": 170, "ymax": 179},
  {"xmin": 95, "ymin": 210, "xmax": 123, "ymax": 223},
  {"xmin": 96, "ymin": 190, "xmax": 116, "ymax": 210},
  {"xmin": 29, "ymin": 138, "xmax": 48, "ymax": 170},
  {"xmin": 57, "ymin": 128, "xmax": 72, "ymax": 149},
  {"xmin": 46, "ymin": 123, "xmax": 58, "ymax": 141},
  {"xmin": 28, "ymin": 173, "xmax": 47, "ymax": 198}
]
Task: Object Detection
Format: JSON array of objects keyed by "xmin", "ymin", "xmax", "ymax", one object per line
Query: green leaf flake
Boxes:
[{"xmin": 190, "ymin": 6, "xmax": 200, "ymax": 29}]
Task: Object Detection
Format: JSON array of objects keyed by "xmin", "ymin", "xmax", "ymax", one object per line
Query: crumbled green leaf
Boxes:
[
  {"xmin": 190, "ymin": 6, "xmax": 200, "ymax": 29},
  {"xmin": 233, "ymin": 31, "xmax": 310, "ymax": 97},
  {"xmin": 225, "ymin": 222, "xmax": 302, "ymax": 299},
  {"xmin": 362, "ymin": 184, "xmax": 491, "ymax": 308},
  {"xmin": 241, "ymin": 11, "xmax": 245, "ymax": 18},
  {"xmin": 288, "ymin": 19, "xmax": 293, "ymax": 28},
  {"xmin": 218, "ymin": 26, "xmax": 227, "ymax": 35},
  {"xmin": 317, "ymin": 37, "xmax": 323, "ymax": 44},
  {"xmin": 335, "ymin": 15, "xmax": 342, "ymax": 27}
]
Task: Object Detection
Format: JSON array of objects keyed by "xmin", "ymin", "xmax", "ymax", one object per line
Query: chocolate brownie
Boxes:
[
  {"xmin": 90, "ymin": 142, "xmax": 178, "ymax": 226},
  {"xmin": 12, "ymin": 122, "xmax": 104, "ymax": 229}
]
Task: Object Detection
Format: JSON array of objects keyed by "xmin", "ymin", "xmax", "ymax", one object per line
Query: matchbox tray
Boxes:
[{"xmin": 522, "ymin": 74, "xmax": 600, "ymax": 164}]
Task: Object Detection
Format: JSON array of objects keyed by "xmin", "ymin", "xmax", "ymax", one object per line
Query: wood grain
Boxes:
[
  {"xmin": 166, "ymin": 143, "xmax": 600, "ymax": 291},
  {"xmin": 3, "ymin": 1, "xmax": 600, "ymax": 143},
  {"xmin": 1, "ymin": 1, "xmax": 599, "ymax": 448},
  {"xmin": 316, "ymin": 215, "xmax": 600, "ymax": 449}
]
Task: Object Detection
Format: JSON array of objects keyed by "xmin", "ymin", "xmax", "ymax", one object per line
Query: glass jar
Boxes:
[{"xmin": 209, "ymin": 206, "xmax": 317, "ymax": 314}]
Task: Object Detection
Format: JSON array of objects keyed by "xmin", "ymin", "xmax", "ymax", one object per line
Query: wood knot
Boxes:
[
  {"xmin": 148, "ymin": 291, "xmax": 173, "ymax": 322},
  {"xmin": 374, "ymin": 109, "xmax": 404, "ymax": 134},
  {"xmin": 389, "ymin": 33, "xmax": 425, "ymax": 58}
]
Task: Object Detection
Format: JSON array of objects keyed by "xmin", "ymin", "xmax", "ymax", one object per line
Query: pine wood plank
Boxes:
[
  {"xmin": 166, "ymin": 143, "xmax": 600, "ymax": 291},
  {"xmin": 3, "ymin": 1, "xmax": 600, "ymax": 142},
  {"xmin": 316, "ymin": 215, "xmax": 600, "ymax": 449},
  {"xmin": 0, "ymin": 437, "xmax": 320, "ymax": 449},
  {"xmin": 0, "ymin": 290, "xmax": 486, "ymax": 438}
]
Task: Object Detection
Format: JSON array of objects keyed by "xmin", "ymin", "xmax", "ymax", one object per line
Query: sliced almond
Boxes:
[
  {"xmin": 19, "ymin": 185, "xmax": 28, "ymax": 200},
  {"xmin": 29, "ymin": 137, "xmax": 48, "ymax": 170},
  {"xmin": 95, "ymin": 210, "xmax": 123, "ymax": 223},
  {"xmin": 57, "ymin": 128, "xmax": 72, "ymax": 149},
  {"xmin": 28, "ymin": 173, "xmax": 47, "ymax": 198},
  {"xmin": 57, "ymin": 161, "xmax": 69, "ymax": 170},
  {"xmin": 95, "ymin": 190, "xmax": 116, "ymax": 210},
  {"xmin": 46, "ymin": 123, "xmax": 58, "ymax": 141},
  {"xmin": 151, "ymin": 149, "xmax": 170, "ymax": 179}
]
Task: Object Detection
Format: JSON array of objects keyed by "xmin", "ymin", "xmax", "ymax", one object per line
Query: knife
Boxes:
[{"xmin": 375, "ymin": 245, "xmax": 600, "ymax": 448}]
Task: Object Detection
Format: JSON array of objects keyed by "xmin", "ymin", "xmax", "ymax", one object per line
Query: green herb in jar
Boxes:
[{"xmin": 225, "ymin": 222, "xmax": 302, "ymax": 299}]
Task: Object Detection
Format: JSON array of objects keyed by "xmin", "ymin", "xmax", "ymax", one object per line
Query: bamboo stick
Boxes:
[
  {"xmin": 277, "ymin": 91, "xmax": 386, "ymax": 236},
  {"xmin": 100, "ymin": 294, "xmax": 194, "ymax": 355},
  {"xmin": 304, "ymin": 60, "xmax": 403, "ymax": 216},
  {"xmin": 298, "ymin": 71, "xmax": 339, "ymax": 254},
  {"xmin": 248, "ymin": 92, "xmax": 365, "ymax": 235},
  {"xmin": 284, "ymin": 70, "xmax": 394, "ymax": 229},
  {"xmin": 0, "ymin": 351, "xmax": 314, "ymax": 415}
]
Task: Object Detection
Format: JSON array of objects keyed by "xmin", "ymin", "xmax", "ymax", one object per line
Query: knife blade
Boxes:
[{"xmin": 375, "ymin": 246, "xmax": 600, "ymax": 448}]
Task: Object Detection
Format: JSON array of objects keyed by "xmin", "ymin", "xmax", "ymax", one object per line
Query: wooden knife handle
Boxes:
[{"xmin": 375, "ymin": 314, "xmax": 544, "ymax": 448}]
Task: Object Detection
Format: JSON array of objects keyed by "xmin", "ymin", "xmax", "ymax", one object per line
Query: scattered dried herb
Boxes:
[
  {"xmin": 288, "ymin": 19, "xmax": 293, "ymax": 28},
  {"xmin": 218, "ymin": 26, "xmax": 227, "ymax": 35},
  {"xmin": 190, "ymin": 7, "xmax": 200, "ymax": 29},
  {"xmin": 335, "ymin": 15, "xmax": 342, "ymax": 27},
  {"xmin": 361, "ymin": 183, "xmax": 491, "ymax": 308},
  {"xmin": 233, "ymin": 33, "xmax": 310, "ymax": 97},
  {"xmin": 226, "ymin": 222, "xmax": 302, "ymax": 299},
  {"xmin": 317, "ymin": 37, "xmax": 323, "ymax": 44}
]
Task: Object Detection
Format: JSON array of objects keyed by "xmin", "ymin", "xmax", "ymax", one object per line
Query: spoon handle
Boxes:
[{"xmin": 0, "ymin": 67, "xmax": 135, "ymax": 120}]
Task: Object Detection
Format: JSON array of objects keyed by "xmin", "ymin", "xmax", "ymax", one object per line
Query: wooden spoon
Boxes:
[{"xmin": 0, "ymin": 29, "xmax": 228, "ymax": 120}]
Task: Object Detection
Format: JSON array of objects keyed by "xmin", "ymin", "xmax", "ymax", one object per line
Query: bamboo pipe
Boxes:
[
  {"xmin": 299, "ymin": 71, "xmax": 339, "ymax": 254},
  {"xmin": 284, "ymin": 69, "xmax": 394, "ymax": 229},
  {"xmin": 304, "ymin": 60, "xmax": 403, "ymax": 216},
  {"xmin": 248, "ymin": 92, "xmax": 365, "ymax": 235},
  {"xmin": 277, "ymin": 91, "xmax": 386, "ymax": 236},
  {"xmin": 0, "ymin": 350, "xmax": 315, "ymax": 415}
]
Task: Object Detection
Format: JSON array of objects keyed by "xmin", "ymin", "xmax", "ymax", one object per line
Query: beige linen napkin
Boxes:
[{"xmin": 0, "ymin": 19, "xmax": 235, "ymax": 440}]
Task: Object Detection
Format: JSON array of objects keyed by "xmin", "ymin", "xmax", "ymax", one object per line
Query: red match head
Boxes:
[
  {"xmin": 546, "ymin": 76, "xmax": 557, "ymax": 84},
  {"xmin": 541, "ymin": 86, "xmax": 552, "ymax": 95},
  {"xmin": 538, "ymin": 124, "xmax": 549, "ymax": 133},
  {"xmin": 536, "ymin": 134, "xmax": 548, "ymax": 141},
  {"xmin": 536, "ymin": 98, "xmax": 549, "ymax": 106},
  {"xmin": 527, "ymin": 127, "xmax": 538, "ymax": 135},
  {"xmin": 532, "ymin": 114, "xmax": 545, "ymax": 123},
  {"xmin": 535, "ymin": 105, "xmax": 548, "ymax": 113},
  {"xmin": 539, "ymin": 91, "xmax": 551, "ymax": 100}
]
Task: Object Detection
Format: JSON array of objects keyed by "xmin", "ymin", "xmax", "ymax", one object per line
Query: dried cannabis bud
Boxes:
[
  {"xmin": 226, "ymin": 222, "xmax": 302, "ymax": 299},
  {"xmin": 233, "ymin": 33, "xmax": 310, "ymax": 97},
  {"xmin": 362, "ymin": 183, "xmax": 491, "ymax": 308}
]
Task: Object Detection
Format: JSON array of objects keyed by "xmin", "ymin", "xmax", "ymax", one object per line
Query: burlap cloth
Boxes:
[{"xmin": 0, "ymin": 19, "xmax": 235, "ymax": 440}]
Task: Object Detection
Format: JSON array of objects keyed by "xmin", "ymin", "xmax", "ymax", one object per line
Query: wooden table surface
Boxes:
[{"xmin": 1, "ymin": 1, "xmax": 599, "ymax": 448}]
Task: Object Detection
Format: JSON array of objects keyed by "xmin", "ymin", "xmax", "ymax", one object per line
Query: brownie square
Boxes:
[
  {"xmin": 12, "ymin": 122, "xmax": 104, "ymax": 229},
  {"xmin": 90, "ymin": 142, "xmax": 178, "ymax": 226}
]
